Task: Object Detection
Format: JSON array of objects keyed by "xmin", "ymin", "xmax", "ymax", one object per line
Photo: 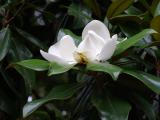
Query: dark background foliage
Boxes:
[{"xmin": 0, "ymin": 0, "xmax": 160, "ymax": 120}]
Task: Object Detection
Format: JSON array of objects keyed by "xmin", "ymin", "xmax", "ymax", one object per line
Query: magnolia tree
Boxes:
[{"xmin": 0, "ymin": 0, "xmax": 160, "ymax": 120}]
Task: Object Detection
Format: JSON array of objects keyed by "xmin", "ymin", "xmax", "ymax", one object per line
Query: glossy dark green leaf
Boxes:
[
  {"xmin": 16, "ymin": 28, "xmax": 45, "ymax": 49},
  {"xmin": 141, "ymin": 41, "xmax": 160, "ymax": 48},
  {"xmin": 7, "ymin": 0, "xmax": 20, "ymax": 4},
  {"xmin": 0, "ymin": 4, "xmax": 8, "ymax": 14},
  {"xmin": 123, "ymin": 69, "xmax": 160, "ymax": 93},
  {"xmin": 0, "ymin": 67, "xmax": 20, "ymax": 98},
  {"xmin": 83, "ymin": 0, "xmax": 101, "ymax": 17},
  {"xmin": 151, "ymin": 0, "xmax": 160, "ymax": 16},
  {"xmin": 76, "ymin": 73, "xmax": 92, "ymax": 83},
  {"xmin": 9, "ymin": 37, "xmax": 35, "ymax": 94},
  {"xmin": 150, "ymin": 15, "xmax": 160, "ymax": 41},
  {"xmin": 119, "ymin": 22, "xmax": 141, "ymax": 37},
  {"xmin": 87, "ymin": 62, "xmax": 122, "ymax": 80},
  {"xmin": 107, "ymin": 0, "xmax": 133, "ymax": 18},
  {"xmin": 139, "ymin": 0, "xmax": 150, "ymax": 10},
  {"xmin": 110, "ymin": 15, "xmax": 143, "ymax": 23},
  {"xmin": 23, "ymin": 83, "xmax": 82, "ymax": 118},
  {"xmin": 9, "ymin": 38, "xmax": 33, "ymax": 61},
  {"xmin": 49, "ymin": 106, "xmax": 64, "ymax": 119},
  {"xmin": 15, "ymin": 66, "xmax": 36, "ymax": 94},
  {"xmin": 48, "ymin": 62, "xmax": 75, "ymax": 76},
  {"xmin": 30, "ymin": 111, "xmax": 50, "ymax": 120},
  {"xmin": 92, "ymin": 92, "xmax": 131, "ymax": 120},
  {"xmin": 125, "ymin": 6, "xmax": 143, "ymax": 15},
  {"xmin": 114, "ymin": 29, "xmax": 156, "ymax": 55},
  {"xmin": 130, "ymin": 93, "xmax": 156, "ymax": 120},
  {"xmin": 16, "ymin": 59, "xmax": 49, "ymax": 71},
  {"xmin": 0, "ymin": 89, "xmax": 17, "ymax": 117},
  {"xmin": 0, "ymin": 27, "xmax": 11, "ymax": 61},
  {"xmin": 68, "ymin": 3, "xmax": 92, "ymax": 29},
  {"xmin": 155, "ymin": 6, "xmax": 160, "ymax": 16}
]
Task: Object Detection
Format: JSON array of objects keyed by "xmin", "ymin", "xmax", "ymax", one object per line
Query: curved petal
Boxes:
[
  {"xmin": 96, "ymin": 34, "xmax": 117, "ymax": 61},
  {"xmin": 48, "ymin": 42, "xmax": 61, "ymax": 57},
  {"xmin": 40, "ymin": 50, "xmax": 76, "ymax": 65},
  {"xmin": 88, "ymin": 30, "xmax": 106, "ymax": 46},
  {"xmin": 112, "ymin": 34, "xmax": 118, "ymax": 41},
  {"xmin": 48, "ymin": 35, "xmax": 77, "ymax": 61},
  {"xmin": 77, "ymin": 31, "xmax": 105, "ymax": 61},
  {"xmin": 82, "ymin": 20, "xmax": 110, "ymax": 42}
]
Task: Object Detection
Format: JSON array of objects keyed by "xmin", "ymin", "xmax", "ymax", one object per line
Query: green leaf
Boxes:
[
  {"xmin": 0, "ymin": 66, "xmax": 20, "ymax": 98},
  {"xmin": 150, "ymin": 15, "xmax": 160, "ymax": 41},
  {"xmin": 0, "ymin": 89, "xmax": 17, "ymax": 117},
  {"xmin": 83, "ymin": 0, "xmax": 101, "ymax": 18},
  {"xmin": 92, "ymin": 91, "xmax": 131, "ymax": 120},
  {"xmin": 16, "ymin": 59, "xmax": 49, "ymax": 71},
  {"xmin": 15, "ymin": 66, "xmax": 36, "ymax": 94},
  {"xmin": 110, "ymin": 15, "xmax": 143, "ymax": 24},
  {"xmin": 130, "ymin": 93, "xmax": 156, "ymax": 120},
  {"xmin": 10, "ymin": 38, "xmax": 33, "ymax": 61},
  {"xmin": 31, "ymin": 111, "xmax": 50, "ymax": 120},
  {"xmin": 151, "ymin": 0, "xmax": 160, "ymax": 17},
  {"xmin": 119, "ymin": 22, "xmax": 141, "ymax": 37},
  {"xmin": 125, "ymin": 6, "xmax": 143, "ymax": 15},
  {"xmin": 16, "ymin": 28, "xmax": 45, "ymax": 49},
  {"xmin": 123, "ymin": 69, "xmax": 160, "ymax": 94},
  {"xmin": 155, "ymin": 5, "xmax": 160, "ymax": 16},
  {"xmin": 87, "ymin": 62, "xmax": 122, "ymax": 80},
  {"xmin": 76, "ymin": 73, "xmax": 92, "ymax": 83},
  {"xmin": 67, "ymin": 3, "xmax": 92, "ymax": 29},
  {"xmin": 9, "ymin": 37, "xmax": 35, "ymax": 95},
  {"xmin": 107, "ymin": 0, "xmax": 133, "ymax": 18},
  {"xmin": 114, "ymin": 29, "xmax": 156, "ymax": 55},
  {"xmin": 0, "ymin": 27, "xmax": 11, "ymax": 61},
  {"xmin": 142, "ymin": 41, "xmax": 160, "ymax": 48},
  {"xmin": 23, "ymin": 83, "xmax": 82, "ymax": 118},
  {"xmin": 138, "ymin": 0, "xmax": 150, "ymax": 10},
  {"xmin": 48, "ymin": 62, "xmax": 75, "ymax": 76}
]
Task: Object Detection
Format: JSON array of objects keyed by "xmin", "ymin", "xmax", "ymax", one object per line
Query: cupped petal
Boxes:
[
  {"xmin": 40, "ymin": 50, "xmax": 77, "ymax": 65},
  {"xmin": 48, "ymin": 42, "xmax": 61, "ymax": 57},
  {"xmin": 77, "ymin": 31, "xmax": 106, "ymax": 61},
  {"xmin": 96, "ymin": 34, "xmax": 117, "ymax": 61},
  {"xmin": 87, "ymin": 30, "xmax": 106, "ymax": 46},
  {"xmin": 77, "ymin": 35, "xmax": 96, "ymax": 61},
  {"xmin": 48, "ymin": 35, "xmax": 77, "ymax": 61},
  {"xmin": 112, "ymin": 34, "xmax": 118, "ymax": 41},
  {"xmin": 82, "ymin": 20, "xmax": 110, "ymax": 42}
]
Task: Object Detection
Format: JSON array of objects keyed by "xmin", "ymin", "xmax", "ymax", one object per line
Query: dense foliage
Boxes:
[{"xmin": 0, "ymin": 0, "xmax": 160, "ymax": 120}]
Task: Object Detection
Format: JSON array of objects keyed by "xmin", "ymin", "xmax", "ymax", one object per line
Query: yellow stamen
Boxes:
[{"xmin": 73, "ymin": 52, "xmax": 88, "ymax": 64}]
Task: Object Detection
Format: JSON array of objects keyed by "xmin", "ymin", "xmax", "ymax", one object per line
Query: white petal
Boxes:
[
  {"xmin": 48, "ymin": 42, "xmax": 61, "ymax": 57},
  {"xmin": 48, "ymin": 35, "xmax": 77, "ymax": 61},
  {"xmin": 88, "ymin": 30, "xmax": 106, "ymax": 45},
  {"xmin": 96, "ymin": 34, "xmax": 117, "ymax": 61},
  {"xmin": 82, "ymin": 20, "xmax": 110, "ymax": 42},
  {"xmin": 40, "ymin": 50, "xmax": 76, "ymax": 65},
  {"xmin": 77, "ymin": 32, "xmax": 104, "ymax": 61},
  {"xmin": 112, "ymin": 34, "xmax": 117, "ymax": 41}
]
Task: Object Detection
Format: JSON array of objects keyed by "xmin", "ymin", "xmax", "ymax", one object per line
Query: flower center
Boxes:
[{"xmin": 73, "ymin": 52, "xmax": 88, "ymax": 64}]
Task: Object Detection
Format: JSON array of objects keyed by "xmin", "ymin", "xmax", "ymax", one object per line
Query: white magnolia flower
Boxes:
[{"xmin": 40, "ymin": 20, "xmax": 117, "ymax": 66}]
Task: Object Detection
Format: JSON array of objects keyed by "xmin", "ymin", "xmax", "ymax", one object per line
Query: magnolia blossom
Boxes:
[{"xmin": 40, "ymin": 20, "xmax": 117, "ymax": 66}]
